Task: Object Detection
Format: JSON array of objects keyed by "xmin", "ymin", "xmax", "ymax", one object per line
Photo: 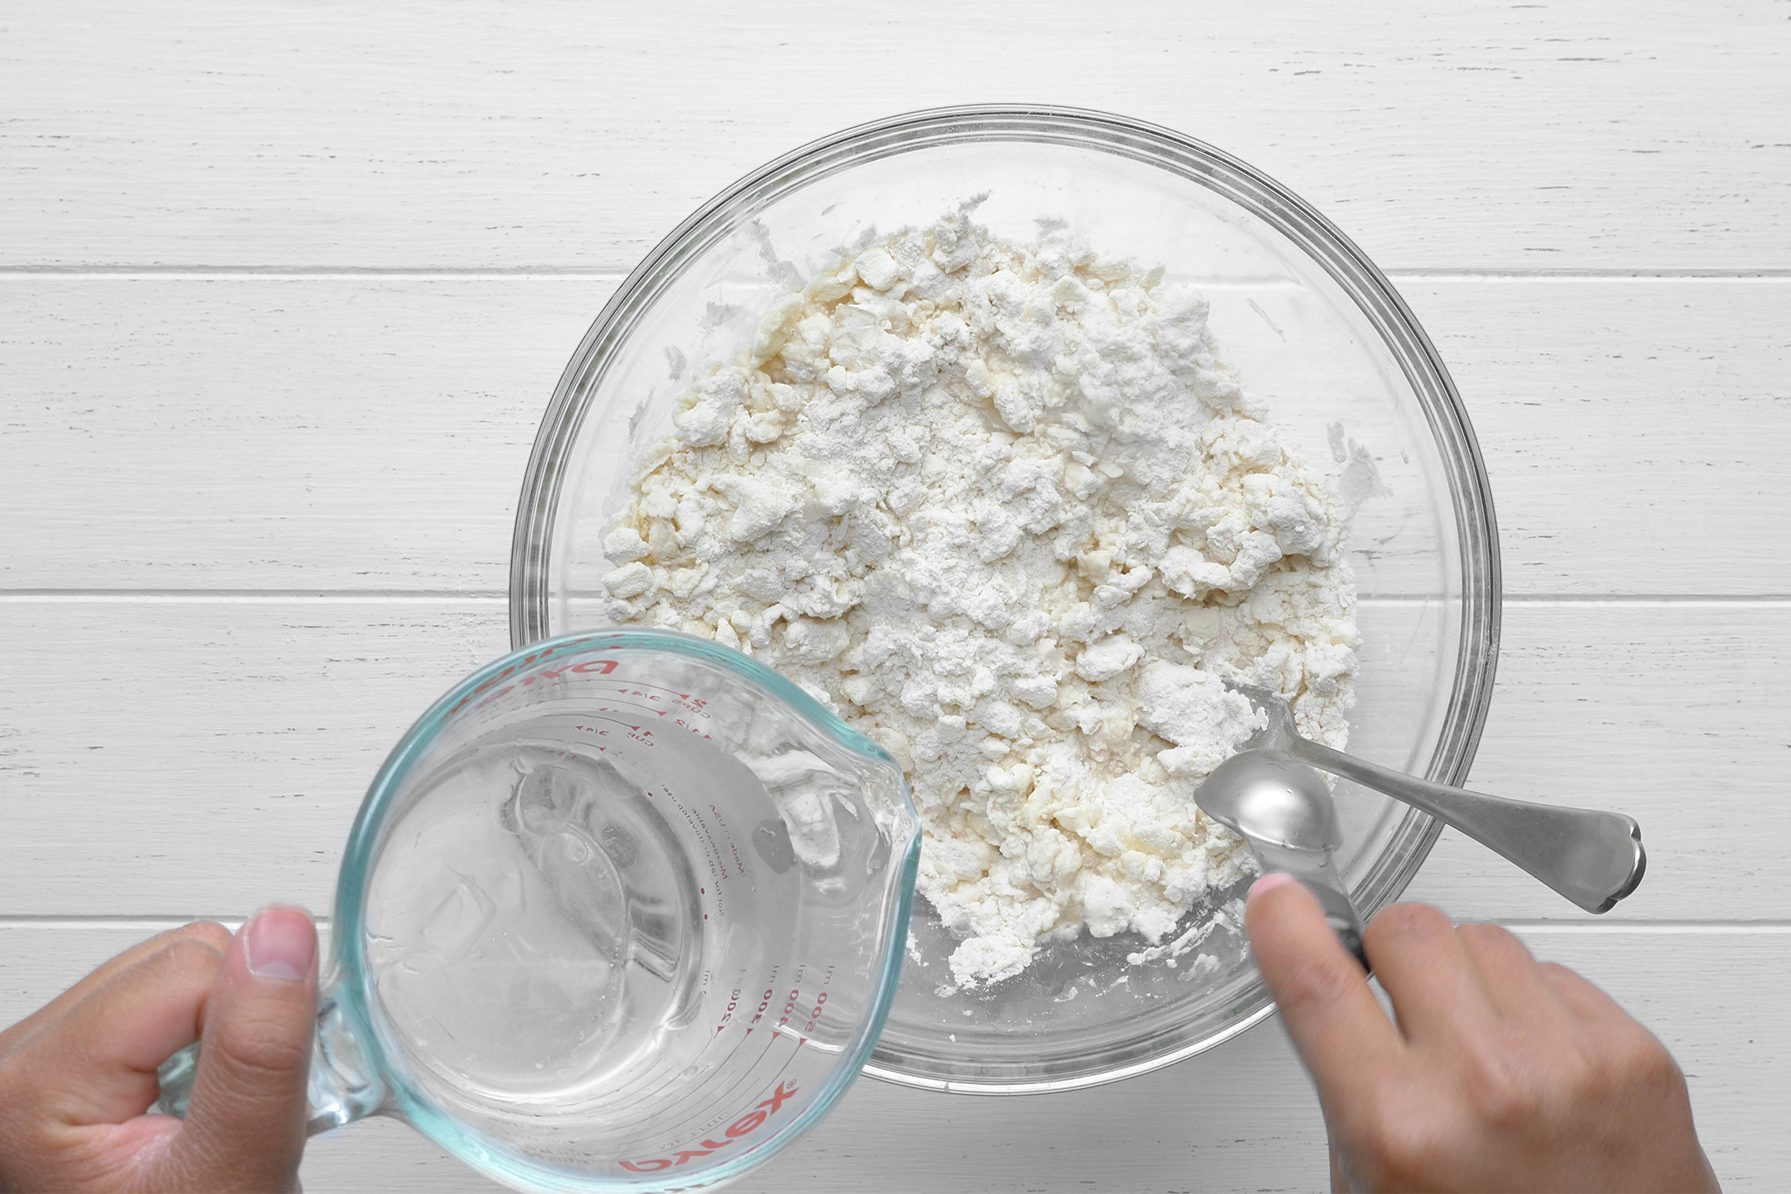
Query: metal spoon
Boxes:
[
  {"xmin": 1196, "ymin": 749, "xmax": 1369, "ymax": 967},
  {"xmin": 1226, "ymin": 681, "xmax": 1647, "ymax": 914}
]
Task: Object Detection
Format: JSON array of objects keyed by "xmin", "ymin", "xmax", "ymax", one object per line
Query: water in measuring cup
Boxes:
[{"xmin": 361, "ymin": 725, "xmax": 796, "ymax": 1123}]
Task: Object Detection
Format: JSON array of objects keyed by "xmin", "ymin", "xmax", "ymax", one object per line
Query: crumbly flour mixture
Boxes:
[{"xmin": 601, "ymin": 208, "xmax": 1358, "ymax": 988}]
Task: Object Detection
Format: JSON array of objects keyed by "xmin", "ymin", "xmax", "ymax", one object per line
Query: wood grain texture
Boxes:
[
  {"xmin": 2, "ymin": 2, "xmax": 1788, "ymax": 271},
  {"xmin": 0, "ymin": 596, "xmax": 1783, "ymax": 920},
  {"xmin": 2, "ymin": 924, "xmax": 1783, "ymax": 1192},
  {"xmin": 0, "ymin": 276, "xmax": 598, "ymax": 593},
  {"xmin": 4, "ymin": 277, "xmax": 1788, "ymax": 595},
  {"xmin": 4, "ymin": 3, "xmax": 1787, "ymax": 1190}
]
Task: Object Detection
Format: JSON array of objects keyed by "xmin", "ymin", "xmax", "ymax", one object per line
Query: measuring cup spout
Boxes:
[{"xmin": 154, "ymin": 977, "xmax": 386, "ymax": 1136}]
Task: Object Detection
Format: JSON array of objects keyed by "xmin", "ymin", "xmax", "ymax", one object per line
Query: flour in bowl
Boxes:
[{"xmin": 600, "ymin": 207, "xmax": 1357, "ymax": 988}]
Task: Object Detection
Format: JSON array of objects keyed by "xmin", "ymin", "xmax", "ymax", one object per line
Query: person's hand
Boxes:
[
  {"xmin": 1246, "ymin": 874, "xmax": 1719, "ymax": 1193},
  {"xmin": 0, "ymin": 907, "xmax": 319, "ymax": 1192}
]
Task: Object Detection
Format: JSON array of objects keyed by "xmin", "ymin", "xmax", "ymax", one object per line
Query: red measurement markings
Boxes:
[
  {"xmin": 744, "ymin": 987, "xmax": 775, "ymax": 1036},
  {"xmin": 773, "ymin": 987, "xmax": 803, "ymax": 1034},
  {"xmin": 570, "ymin": 715, "xmax": 655, "ymax": 747},
  {"xmin": 599, "ymin": 703, "xmax": 714, "ymax": 743},
  {"xmin": 741, "ymin": 967, "xmax": 781, "ymax": 1036},
  {"xmin": 591, "ymin": 692, "xmax": 714, "ymax": 738},
  {"xmin": 800, "ymin": 991, "xmax": 829, "ymax": 1038},
  {"xmin": 759, "ymin": 986, "xmax": 829, "ymax": 1046},
  {"xmin": 714, "ymin": 987, "xmax": 743, "ymax": 1036},
  {"xmin": 607, "ymin": 680, "xmax": 711, "ymax": 712},
  {"xmin": 445, "ymin": 650, "xmax": 618, "ymax": 719},
  {"xmin": 585, "ymin": 697, "xmax": 674, "ymax": 721},
  {"xmin": 608, "ymin": 687, "xmax": 705, "ymax": 723}
]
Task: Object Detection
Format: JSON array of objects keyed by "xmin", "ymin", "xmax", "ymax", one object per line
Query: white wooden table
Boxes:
[{"xmin": 3, "ymin": 3, "xmax": 1788, "ymax": 1190}]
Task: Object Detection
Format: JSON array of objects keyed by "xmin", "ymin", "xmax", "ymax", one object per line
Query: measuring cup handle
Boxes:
[{"xmin": 154, "ymin": 981, "xmax": 385, "ymax": 1135}]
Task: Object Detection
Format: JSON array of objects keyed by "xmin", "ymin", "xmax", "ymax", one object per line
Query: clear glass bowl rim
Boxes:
[{"xmin": 508, "ymin": 104, "xmax": 1502, "ymax": 1094}]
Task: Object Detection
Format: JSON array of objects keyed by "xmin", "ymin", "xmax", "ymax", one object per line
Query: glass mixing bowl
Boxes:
[{"xmin": 510, "ymin": 106, "xmax": 1501, "ymax": 1093}]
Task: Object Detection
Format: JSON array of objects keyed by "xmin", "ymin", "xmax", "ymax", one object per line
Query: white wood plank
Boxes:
[
  {"xmin": 2, "ymin": 2, "xmax": 1788, "ymax": 271},
  {"xmin": 6, "ymin": 8, "xmax": 1783, "ymax": 1192},
  {"xmin": 1, "ymin": 924, "xmax": 1782, "ymax": 1191},
  {"xmin": 0, "ymin": 598, "xmax": 510, "ymax": 915},
  {"xmin": 1399, "ymin": 598, "xmax": 1791, "ymax": 918},
  {"xmin": 4, "ymin": 278, "xmax": 1787, "ymax": 595},
  {"xmin": 1404, "ymin": 279, "xmax": 1791, "ymax": 597},
  {"xmin": 0, "ymin": 598, "xmax": 1783, "ymax": 920},
  {"xmin": 0, "ymin": 277, "xmax": 600, "ymax": 594}
]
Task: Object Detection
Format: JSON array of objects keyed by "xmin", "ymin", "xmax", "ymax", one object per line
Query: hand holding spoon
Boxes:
[{"xmin": 1196, "ymin": 749, "xmax": 1369, "ymax": 967}]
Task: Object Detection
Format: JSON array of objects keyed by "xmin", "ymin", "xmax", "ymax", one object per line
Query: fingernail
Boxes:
[
  {"xmin": 1248, "ymin": 872, "xmax": 1298, "ymax": 900},
  {"xmin": 242, "ymin": 905, "xmax": 316, "ymax": 983}
]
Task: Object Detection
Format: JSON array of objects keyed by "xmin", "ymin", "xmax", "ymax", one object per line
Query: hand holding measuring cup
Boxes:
[
  {"xmin": 150, "ymin": 630, "xmax": 921, "ymax": 1192},
  {"xmin": 0, "ymin": 911, "xmax": 320, "ymax": 1193}
]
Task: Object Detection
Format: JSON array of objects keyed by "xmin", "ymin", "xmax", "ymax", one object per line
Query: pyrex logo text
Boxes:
[{"xmin": 619, "ymin": 1080, "xmax": 800, "ymax": 1173}]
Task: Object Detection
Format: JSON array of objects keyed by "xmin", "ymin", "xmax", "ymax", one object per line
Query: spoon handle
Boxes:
[
  {"xmin": 1303, "ymin": 852, "xmax": 1369, "ymax": 970},
  {"xmin": 1289, "ymin": 739, "xmax": 1646, "ymax": 914},
  {"xmin": 1252, "ymin": 842, "xmax": 1368, "ymax": 970}
]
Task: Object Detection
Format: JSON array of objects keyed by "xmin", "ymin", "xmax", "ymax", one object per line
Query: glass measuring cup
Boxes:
[{"xmin": 154, "ymin": 628, "xmax": 920, "ymax": 1192}]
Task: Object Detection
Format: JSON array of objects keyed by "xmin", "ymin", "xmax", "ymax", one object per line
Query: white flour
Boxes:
[{"xmin": 602, "ymin": 207, "xmax": 1357, "ymax": 988}]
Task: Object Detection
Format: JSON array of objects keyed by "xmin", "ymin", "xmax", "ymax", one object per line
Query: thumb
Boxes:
[
  {"xmin": 168, "ymin": 905, "xmax": 318, "ymax": 1192},
  {"xmin": 1245, "ymin": 874, "xmax": 1401, "ymax": 1109}
]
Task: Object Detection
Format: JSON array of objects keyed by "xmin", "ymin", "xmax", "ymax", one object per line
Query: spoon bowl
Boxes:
[
  {"xmin": 1198, "ymin": 750, "xmax": 1344, "ymax": 853},
  {"xmin": 1196, "ymin": 749, "xmax": 1368, "ymax": 967}
]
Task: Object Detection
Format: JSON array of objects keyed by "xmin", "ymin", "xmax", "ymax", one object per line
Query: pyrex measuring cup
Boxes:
[{"xmin": 154, "ymin": 629, "xmax": 921, "ymax": 1192}]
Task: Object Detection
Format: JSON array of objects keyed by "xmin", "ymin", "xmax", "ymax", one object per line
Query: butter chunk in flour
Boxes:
[{"xmin": 602, "ymin": 208, "xmax": 1358, "ymax": 989}]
